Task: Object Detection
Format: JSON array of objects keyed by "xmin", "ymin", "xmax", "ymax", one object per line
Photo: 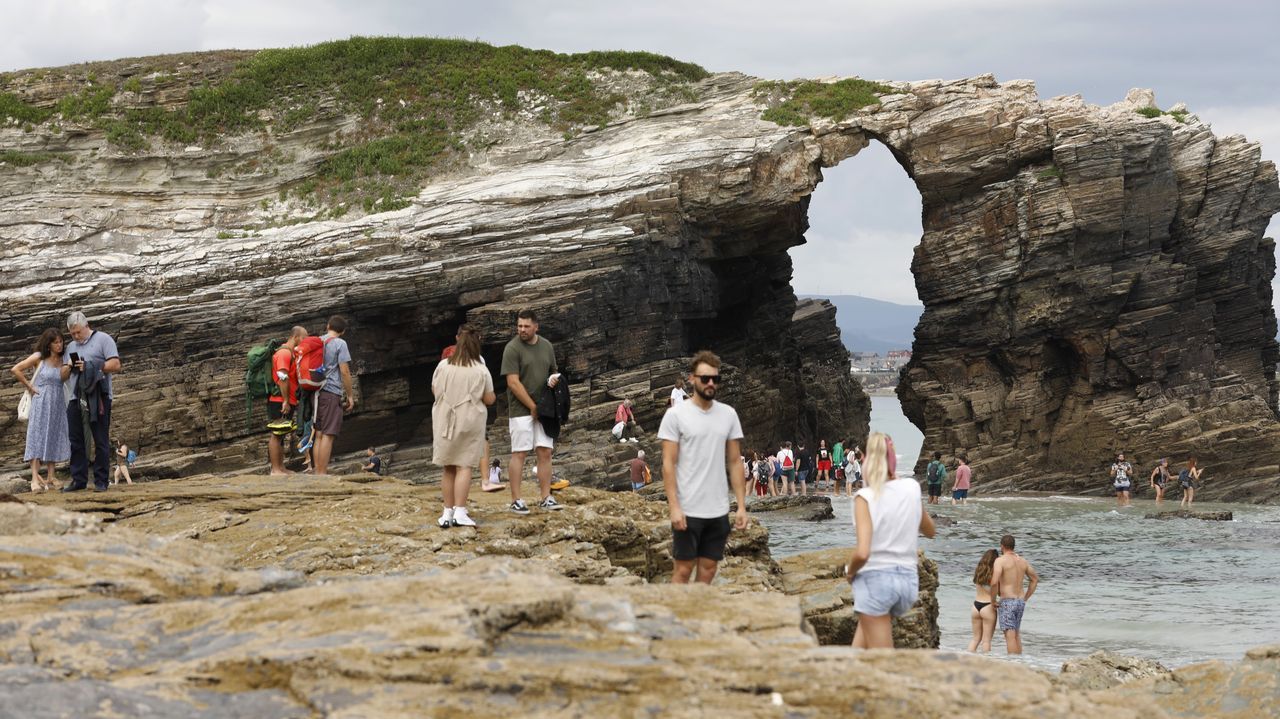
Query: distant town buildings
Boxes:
[{"xmin": 850, "ymin": 350, "xmax": 912, "ymax": 373}]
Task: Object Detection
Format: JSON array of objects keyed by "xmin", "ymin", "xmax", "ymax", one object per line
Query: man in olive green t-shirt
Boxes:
[{"xmin": 500, "ymin": 309, "xmax": 562, "ymax": 515}]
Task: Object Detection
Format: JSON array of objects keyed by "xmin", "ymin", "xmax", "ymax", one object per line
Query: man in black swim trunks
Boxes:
[{"xmin": 658, "ymin": 351, "xmax": 749, "ymax": 584}]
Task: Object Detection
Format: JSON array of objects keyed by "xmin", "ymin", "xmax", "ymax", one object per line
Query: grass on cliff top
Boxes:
[
  {"xmin": 1, "ymin": 37, "xmax": 710, "ymax": 211},
  {"xmin": 754, "ymin": 78, "xmax": 894, "ymax": 127},
  {"xmin": 1135, "ymin": 106, "xmax": 1190, "ymax": 123}
]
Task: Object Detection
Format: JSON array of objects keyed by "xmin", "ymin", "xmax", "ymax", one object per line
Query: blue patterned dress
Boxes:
[{"xmin": 24, "ymin": 361, "xmax": 70, "ymax": 463}]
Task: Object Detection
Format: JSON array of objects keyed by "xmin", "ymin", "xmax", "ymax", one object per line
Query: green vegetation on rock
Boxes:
[
  {"xmin": 754, "ymin": 78, "xmax": 894, "ymax": 127},
  {"xmin": 0, "ymin": 150, "xmax": 62, "ymax": 167},
  {"xmin": 1135, "ymin": 106, "xmax": 1190, "ymax": 123},
  {"xmin": 0, "ymin": 92, "xmax": 51, "ymax": 124},
  {"xmin": 0, "ymin": 37, "xmax": 710, "ymax": 215}
]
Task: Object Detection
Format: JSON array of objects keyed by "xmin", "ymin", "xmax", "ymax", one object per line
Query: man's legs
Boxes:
[
  {"xmin": 671, "ymin": 559, "xmax": 695, "ymax": 584},
  {"xmin": 509, "ymin": 450, "xmax": 528, "ymax": 502},
  {"xmin": 1005, "ymin": 629, "xmax": 1022, "ymax": 654},
  {"xmin": 90, "ymin": 402, "xmax": 111, "ymax": 489},
  {"xmin": 535, "ymin": 445, "xmax": 553, "ymax": 501},
  {"xmin": 313, "ymin": 433, "xmax": 335, "ymax": 475},
  {"xmin": 66, "ymin": 400, "xmax": 88, "ymax": 489},
  {"xmin": 269, "ymin": 434, "xmax": 286, "ymax": 474},
  {"xmin": 694, "ymin": 557, "xmax": 719, "ymax": 584}
]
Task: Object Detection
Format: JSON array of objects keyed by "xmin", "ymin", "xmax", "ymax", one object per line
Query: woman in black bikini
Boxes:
[{"xmin": 968, "ymin": 549, "xmax": 999, "ymax": 653}]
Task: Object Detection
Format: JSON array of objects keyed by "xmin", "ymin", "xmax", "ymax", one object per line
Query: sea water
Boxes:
[{"xmin": 759, "ymin": 395, "xmax": 1280, "ymax": 671}]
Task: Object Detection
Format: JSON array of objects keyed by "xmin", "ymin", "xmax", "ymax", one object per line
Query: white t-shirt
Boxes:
[
  {"xmin": 778, "ymin": 448, "xmax": 795, "ymax": 469},
  {"xmin": 853, "ymin": 479, "xmax": 923, "ymax": 572},
  {"xmin": 657, "ymin": 399, "xmax": 744, "ymax": 519},
  {"xmin": 670, "ymin": 387, "xmax": 688, "ymax": 405}
]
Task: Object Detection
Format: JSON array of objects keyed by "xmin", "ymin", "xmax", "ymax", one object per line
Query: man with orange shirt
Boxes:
[{"xmin": 267, "ymin": 326, "xmax": 306, "ymax": 475}]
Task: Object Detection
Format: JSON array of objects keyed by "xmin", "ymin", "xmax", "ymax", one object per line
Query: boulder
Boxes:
[
  {"xmin": 778, "ymin": 546, "xmax": 940, "ymax": 648},
  {"xmin": 1056, "ymin": 650, "xmax": 1172, "ymax": 691},
  {"xmin": 741, "ymin": 493, "xmax": 835, "ymax": 521}
]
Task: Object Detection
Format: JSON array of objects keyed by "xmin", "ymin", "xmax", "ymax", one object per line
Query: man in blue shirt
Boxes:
[
  {"xmin": 60, "ymin": 311, "xmax": 122, "ymax": 492},
  {"xmin": 313, "ymin": 315, "xmax": 355, "ymax": 476}
]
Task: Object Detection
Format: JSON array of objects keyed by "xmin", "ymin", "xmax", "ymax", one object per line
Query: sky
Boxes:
[{"xmin": 1, "ymin": 0, "xmax": 1276, "ymax": 307}]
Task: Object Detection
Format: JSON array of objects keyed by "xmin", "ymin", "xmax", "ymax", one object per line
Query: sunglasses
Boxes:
[{"xmin": 694, "ymin": 374, "xmax": 722, "ymax": 384}]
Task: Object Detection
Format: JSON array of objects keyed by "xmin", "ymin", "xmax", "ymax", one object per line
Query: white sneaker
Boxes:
[
  {"xmin": 437, "ymin": 507, "xmax": 454, "ymax": 528},
  {"xmin": 452, "ymin": 506, "xmax": 476, "ymax": 527},
  {"xmin": 539, "ymin": 496, "xmax": 564, "ymax": 511},
  {"xmin": 619, "ymin": 439, "xmax": 627, "ymax": 443},
  {"xmin": 629, "ymin": 438, "xmax": 639, "ymax": 443}
]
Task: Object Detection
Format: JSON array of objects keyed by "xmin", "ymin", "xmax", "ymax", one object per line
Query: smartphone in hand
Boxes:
[{"xmin": 69, "ymin": 352, "xmax": 80, "ymax": 363}]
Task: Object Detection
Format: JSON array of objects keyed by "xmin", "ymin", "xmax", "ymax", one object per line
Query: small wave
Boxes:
[{"xmin": 1045, "ymin": 496, "xmax": 1096, "ymax": 503}]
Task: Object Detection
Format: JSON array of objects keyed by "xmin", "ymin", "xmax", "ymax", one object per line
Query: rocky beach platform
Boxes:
[
  {"xmin": 1, "ymin": 474, "xmax": 1276, "ymax": 717},
  {"xmin": 1144, "ymin": 509, "xmax": 1234, "ymax": 521}
]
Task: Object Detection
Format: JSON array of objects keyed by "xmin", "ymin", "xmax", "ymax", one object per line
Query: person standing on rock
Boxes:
[
  {"xmin": 1149, "ymin": 458, "xmax": 1171, "ymax": 503},
  {"xmin": 312, "ymin": 316, "xmax": 355, "ymax": 476},
  {"xmin": 659, "ymin": 351, "xmax": 748, "ymax": 584},
  {"xmin": 501, "ymin": 309, "xmax": 564, "ymax": 514},
  {"xmin": 10, "ymin": 328, "xmax": 71, "ymax": 492},
  {"xmin": 951, "ymin": 456, "xmax": 972, "ymax": 506},
  {"xmin": 669, "ymin": 375, "xmax": 688, "ymax": 407},
  {"xmin": 846, "ymin": 432, "xmax": 936, "ymax": 649},
  {"xmin": 267, "ymin": 327, "xmax": 306, "ymax": 476},
  {"xmin": 795, "ymin": 442, "xmax": 813, "ymax": 496},
  {"xmin": 1179, "ymin": 458, "xmax": 1203, "ymax": 507},
  {"xmin": 1110, "ymin": 452, "xmax": 1133, "ymax": 507},
  {"xmin": 816, "ymin": 439, "xmax": 832, "ymax": 492},
  {"xmin": 992, "ymin": 534, "xmax": 1039, "ymax": 655},
  {"xmin": 432, "ymin": 328, "xmax": 496, "ymax": 528},
  {"xmin": 777, "ymin": 441, "xmax": 795, "ymax": 495},
  {"xmin": 832, "ymin": 439, "xmax": 845, "ymax": 495},
  {"xmin": 925, "ymin": 451, "xmax": 946, "ymax": 505},
  {"xmin": 60, "ymin": 311, "xmax": 121, "ymax": 493}
]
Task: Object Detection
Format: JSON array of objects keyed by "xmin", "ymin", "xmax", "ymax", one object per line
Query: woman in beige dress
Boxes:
[{"xmin": 431, "ymin": 330, "xmax": 495, "ymax": 528}]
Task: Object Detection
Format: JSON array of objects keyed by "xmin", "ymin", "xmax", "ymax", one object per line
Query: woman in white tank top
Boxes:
[{"xmin": 846, "ymin": 432, "xmax": 937, "ymax": 649}]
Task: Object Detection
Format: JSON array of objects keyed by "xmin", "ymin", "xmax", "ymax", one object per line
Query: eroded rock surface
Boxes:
[
  {"xmin": 1, "ymin": 49, "xmax": 1278, "ymax": 501},
  {"xmin": 1144, "ymin": 509, "xmax": 1233, "ymax": 521},
  {"xmin": 1, "ymin": 476, "xmax": 1274, "ymax": 717}
]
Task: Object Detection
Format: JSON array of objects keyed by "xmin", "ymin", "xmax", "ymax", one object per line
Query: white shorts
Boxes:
[{"xmin": 509, "ymin": 415, "xmax": 554, "ymax": 453}]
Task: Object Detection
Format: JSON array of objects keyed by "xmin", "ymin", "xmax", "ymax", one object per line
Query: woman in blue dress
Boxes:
[{"xmin": 10, "ymin": 328, "xmax": 71, "ymax": 492}]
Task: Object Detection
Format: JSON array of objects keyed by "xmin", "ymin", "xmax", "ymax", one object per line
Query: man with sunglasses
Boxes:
[{"xmin": 658, "ymin": 351, "xmax": 749, "ymax": 584}]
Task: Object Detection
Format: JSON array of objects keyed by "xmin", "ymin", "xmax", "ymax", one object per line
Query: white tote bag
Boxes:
[{"xmin": 17, "ymin": 390, "xmax": 31, "ymax": 421}]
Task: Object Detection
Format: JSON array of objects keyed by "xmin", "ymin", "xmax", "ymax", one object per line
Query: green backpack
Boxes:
[{"xmin": 245, "ymin": 339, "xmax": 282, "ymax": 429}]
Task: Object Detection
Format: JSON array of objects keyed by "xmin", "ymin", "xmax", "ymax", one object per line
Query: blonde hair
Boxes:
[{"xmin": 861, "ymin": 432, "xmax": 894, "ymax": 498}]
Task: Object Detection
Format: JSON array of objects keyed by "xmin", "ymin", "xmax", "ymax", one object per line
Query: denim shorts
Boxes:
[{"xmin": 851, "ymin": 565, "xmax": 918, "ymax": 617}]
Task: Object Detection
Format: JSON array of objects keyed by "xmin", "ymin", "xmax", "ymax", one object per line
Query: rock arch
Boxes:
[{"xmin": 1, "ymin": 68, "xmax": 1277, "ymax": 499}]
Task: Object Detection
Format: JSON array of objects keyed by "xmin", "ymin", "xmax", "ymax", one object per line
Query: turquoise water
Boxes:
[{"xmin": 760, "ymin": 397, "xmax": 1280, "ymax": 671}]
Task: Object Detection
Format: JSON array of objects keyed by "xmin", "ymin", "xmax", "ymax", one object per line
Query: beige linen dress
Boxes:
[{"xmin": 431, "ymin": 358, "xmax": 493, "ymax": 467}]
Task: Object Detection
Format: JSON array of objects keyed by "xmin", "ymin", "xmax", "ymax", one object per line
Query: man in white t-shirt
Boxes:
[{"xmin": 658, "ymin": 351, "xmax": 748, "ymax": 584}]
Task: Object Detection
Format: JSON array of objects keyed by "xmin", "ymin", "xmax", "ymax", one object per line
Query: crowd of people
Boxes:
[{"xmin": 737, "ymin": 439, "xmax": 865, "ymax": 499}]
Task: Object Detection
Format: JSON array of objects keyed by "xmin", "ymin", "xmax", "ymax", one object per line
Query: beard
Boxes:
[{"xmin": 695, "ymin": 384, "xmax": 716, "ymax": 401}]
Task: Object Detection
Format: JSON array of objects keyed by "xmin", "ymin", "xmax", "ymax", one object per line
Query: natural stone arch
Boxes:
[
  {"xmin": 790, "ymin": 78, "xmax": 1280, "ymax": 498},
  {"xmin": 1, "ymin": 63, "xmax": 1277, "ymax": 500}
]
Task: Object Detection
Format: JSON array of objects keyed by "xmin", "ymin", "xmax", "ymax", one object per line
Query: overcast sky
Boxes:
[{"xmin": 2, "ymin": 0, "xmax": 1276, "ymax": 306}]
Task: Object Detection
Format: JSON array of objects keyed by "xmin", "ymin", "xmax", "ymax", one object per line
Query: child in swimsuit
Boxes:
[{"xmin": 968, "ymin": 549, "xmax": 998, "ymax": 653}]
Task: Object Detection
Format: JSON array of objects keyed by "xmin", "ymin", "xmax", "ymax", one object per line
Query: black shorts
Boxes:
[
  {"xmin": 928, "ymin": 483, "xmax": 942, "ymax": 497},
  {"xmin": 267, "ymin": 401, "xmax": 285, "ymax": 421},
  {"xmin": 1115, "ymin": 484, "xmax": 1130, "ymax": 495},
  {"xmin": 672, "ymin": 515, "xmax": 732, "ymax": 561}
]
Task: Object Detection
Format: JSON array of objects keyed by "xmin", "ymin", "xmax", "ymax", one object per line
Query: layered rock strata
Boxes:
[{"xmin": 1, "ymin": 49, "xmax": 1278, "ymax": 499}]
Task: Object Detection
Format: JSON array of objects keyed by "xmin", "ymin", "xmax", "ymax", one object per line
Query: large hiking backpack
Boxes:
[
  {"xmin": 296, "ymin": 335, "xmax": 331, "ymax": 392},
  {"xmin": 926, "ymin": 460, "xmax": 942, "ymax": 484},
  {"xmin": 245, "ymin": 339, "xmax": 282, "ymax": 429}
]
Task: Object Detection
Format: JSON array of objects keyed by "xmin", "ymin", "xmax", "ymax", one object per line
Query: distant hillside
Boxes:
[{"xmin": 800, "ymin": 294, "xmax": 921, "ymax": 354}]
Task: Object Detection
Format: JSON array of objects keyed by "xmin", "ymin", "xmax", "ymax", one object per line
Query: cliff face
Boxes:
[{"xmin": 1, "ymin": 44, "xmax": 1277, "ymax": 498}]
